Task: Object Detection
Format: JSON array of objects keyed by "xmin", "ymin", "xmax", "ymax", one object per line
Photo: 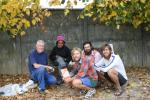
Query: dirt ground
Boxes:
[{"xmin": 0, "ymin": 67, "xmax": 150, "ymax": 100}]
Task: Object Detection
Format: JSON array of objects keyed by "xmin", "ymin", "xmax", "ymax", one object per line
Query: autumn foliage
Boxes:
[
  {"xmin": 79, "ymin": 0, "xmax": 150, "ymax": 30},
  {"xmin": 0, "ymin": 0, "xmax": 149, "ymax": 38},
  {"xmin": 0, "ymin": 0, "xmax": 51, "ymax": 38}
]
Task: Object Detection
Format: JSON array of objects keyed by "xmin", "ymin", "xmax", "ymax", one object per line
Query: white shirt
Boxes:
[{"xmin": 94, "ymin": 54, "xmax": 128, "ymax": 80}]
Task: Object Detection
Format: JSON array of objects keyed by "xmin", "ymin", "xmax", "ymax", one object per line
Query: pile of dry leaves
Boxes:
[{"xmin": 0, "ymin": 67, "xmax": 150, "ymax": 100}]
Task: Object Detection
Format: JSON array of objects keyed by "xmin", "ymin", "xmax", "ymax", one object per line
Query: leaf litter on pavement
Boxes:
[{"xmin": 0, "ymin": 67, "xmax": 150, "ymax": 100}]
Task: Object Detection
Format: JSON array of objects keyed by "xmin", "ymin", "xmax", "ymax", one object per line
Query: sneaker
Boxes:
[
  {"xmin": 38, "ymin": 88, "xmax": 45, "ymax": 94},
  {"xmin": 84, "ymin": 88, "xmax": 96, "ymax": 99},
  {"xmin": 80, "ymin": 90, "xmax": 87, "ymax": 95},
  {"xmin": 56, "ymin": 78, "xmax": 64, "ymax": 85}
]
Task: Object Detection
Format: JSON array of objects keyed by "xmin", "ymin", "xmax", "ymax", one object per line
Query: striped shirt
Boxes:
[{"xmin": 94, "ymin": 54, "xmax": 128, "ymax": 80}]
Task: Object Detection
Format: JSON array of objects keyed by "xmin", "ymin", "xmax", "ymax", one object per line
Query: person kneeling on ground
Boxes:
[
  {"xmin": 28, "ymin": 40, "xmax": 57, "ymax": 94},
  {"xmin": 94, "ymin": 43, "xmax": 128, "ymax": 96},
  {"xmin": 49, "ymin": 34, "xmax": 71, "ymax": 84},
  {"xmin": 64, "ymin": 47, "xmax": 98, "ymax": 99}
]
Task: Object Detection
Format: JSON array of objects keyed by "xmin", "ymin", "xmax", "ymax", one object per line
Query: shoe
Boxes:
[
  {"xmin": 114, "ymin": 88, "xmax": 124, "ymax": 96},
  {"xmin": 39, "ymin": 90, "xmax": 45, "ymax": 94},
  {"xmin": 84, "ymin": 88, "xmax": 96, "ymax": 99},
  {"xmin": 56, "ymin": 78, "xmax": 64, "ymax": 85},
  {"xmin": 38, "ymin": 88, "xmax": 45, "ymax": 94},
  {"xmin": 80, "ymin": 90, "xmax": 87, "ymax": 95}
]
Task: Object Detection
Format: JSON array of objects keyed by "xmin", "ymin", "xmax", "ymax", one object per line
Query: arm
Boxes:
[
  {"xmin": 94, "ymin": 58, "xmax": 104, "ymax": 72},
  {"xmin": 49, "ymin": 47, "xmax": 56, "ymax": 61},
  {"xmin": 65, "ymin": 47, "xmax": 72, "ymax": 63},
  {"xmin": 100, "ymin": 55, "xmax": 119, "ymax": 72},
  {"xmin": 29, "ymin": 52, "xmax": 53, "ymax": 69},
  {"xmin": 70, "ymin": 63, "xmax": 79, "ymax": 77}
]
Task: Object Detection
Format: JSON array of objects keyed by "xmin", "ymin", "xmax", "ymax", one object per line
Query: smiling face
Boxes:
[
  {"xmin": 72, "ymin": 50, "xmax": 81, "ymax": 62},
  {"xmin": 71, "ymin": 48, "xmax": 82, "ymax": 62},
  {"xmin": 102, "ymin": 46, "xmax": 112, "ymax": 59},
  {"xmin": 57, "ymin": 40, "xmax": 64, "ymax": 48},
  {"xmin": 36, "ymin": 40, "xmax": 45, "ymax": 53}
]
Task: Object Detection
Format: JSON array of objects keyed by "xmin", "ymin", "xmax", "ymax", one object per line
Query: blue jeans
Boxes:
[{"xmin": 31, "ymin": 67, "xmax": 57, "ymax": 91}]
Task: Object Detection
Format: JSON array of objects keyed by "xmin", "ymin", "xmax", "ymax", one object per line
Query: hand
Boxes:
[
  {"xmin": 45, "ymin": 66, "xmax": 54, "ymax": 72},
  {"xmin": 69, "ymin": 61, "xmax": 75, "ymax": 66},
  {"xmin": 64, "ymin": 77, "xmax": 73, "ymax": 83},
  {"xmin": 56, "ymin": 55, "xmax": 60, "ymax": 58}
]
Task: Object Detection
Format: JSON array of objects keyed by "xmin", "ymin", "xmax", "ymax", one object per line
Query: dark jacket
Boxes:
[{"xmin": 49, "ymin": 45, "xmax": 71, "ymax": 64}]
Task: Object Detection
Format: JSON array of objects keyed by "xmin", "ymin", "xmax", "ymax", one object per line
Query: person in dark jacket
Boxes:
[{"xmin": 49, "ymin": 34, "xmax": 71, "ymax": 84}]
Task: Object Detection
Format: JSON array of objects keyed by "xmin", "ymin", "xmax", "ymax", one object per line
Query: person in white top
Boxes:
[{"xmin": 94, "ymin": 43, "xmax": 128, "ymax": 96}]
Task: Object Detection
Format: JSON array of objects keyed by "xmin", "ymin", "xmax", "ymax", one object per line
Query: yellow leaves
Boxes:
[
  {"xmin": 0, "ymin": 18, "xmax": 7, "ymax": 27},
  {"xmin": 26, "ymin": 9, "xmax": 30, "ymax": 16},
  {"xmin": 84, "ymin": 12, "xmax": 93, "ymax": 17},
  {"xmin": 112, "ymin": 0, "xmax": 118, "ymax": 7},
  {"xmin": 22, "ymin": 19, "xmax": 30, "ymax": 28},
  {"xmin": 64, "ymin": 9, "xmax": 70, "ymax": 16},
  {"xmin": 80, "ymin": 0, "xmax": 150, "ymax": 30},
  {"xmin": 32, "ymin": 19, "xmax": 36, "ymax": 25},
  {"xmin": 97, "ymin": 3, "xmax": 105, "ymax": 7},
  {"xmin": 20, "ymin": 31, "xmax": 26, "ymax": 36},
  {"xmin": 140, "ymin": 0, "xmax": 146, "ymax": 4},
  {"xmin": 92, "ymin": 17, "xmax": 97, "ymax": 21},
  {"xmin": 10, "ymin": 29, "xmax": 17, "ymax": 35},
  {"xmin": 44, "ymin": 11, "xmax": 51, "ymax": 17},
  {"xmin": 123, "ymin": 10, "xmax": 127, "ymax": 17},
  {"xmin": 116, "ymin": 25, "xmax": 120, "ymax": 29},
  {"xmin": 78, "ymin": 14, "xmax": 84, "ymax": 19},
  {"xmin": 25, "ymin": 21, "xmax": 30, "ymax": 28},
  {"xmin": 132, "ymin": 17, "xmax": 142, "ymax": 28},
  {"xmin": 35, "ymin": 17, "xmax": 41, "ymax": 22},
  {"xmin": 120, "ymin": 1, "xmax": 125, "ymax": 7},
  {"xmin": 100, "ymin": 11, "xmax": 117, "ymax": 22},
  {"xmin": 33, "ymin": 13, "xmax": 37, "ymax": 17},
  {"xmin": 144, "ymin": 25, "xmax": 150, "ymax": 31},
  {"xmin": 49, "ymin": 0, "xmax": 61, "ymax": 6},
  {"xmin": 0, "ymin": 0, "xmax": 52, "ymax": 38},
  {"xmin": 84, "ymin": 3, "xmax": 93, "ymax": 11},
  {"xmin": 31, "ymin": 4, "xmax": 38, "ymax": 10},
  {"xmin": 108, "ymin": 11, "xmax": 117, "ymax": 19}
]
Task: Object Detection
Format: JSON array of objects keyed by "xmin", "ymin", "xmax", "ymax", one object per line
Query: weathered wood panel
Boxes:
[{"xmin": 0, "ymin": 11, "xmax": 149, "ymax": 74}]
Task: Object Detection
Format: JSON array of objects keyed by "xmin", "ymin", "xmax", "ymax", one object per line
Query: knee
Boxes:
[
  {"xmin": 107, "ymin": 69, "xmax": 118, "ymax": 77},
  {"xmin": 37, "ymin": 66, "xmax": 45, "ymax": 74},
  {"xmin": 72, "ymin": 79, "xmax": 80, "ymax": 87},
  {"xmin": 48, "ymin": 75, "xmax": 57, "ymax": 85},
  {"xmin": 51, "ymin": 77, "xmax": 57, "ymax": 84}
]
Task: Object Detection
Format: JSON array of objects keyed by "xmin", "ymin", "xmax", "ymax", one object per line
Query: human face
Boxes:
[
  {"xmin": 84, "ymin": 44, "xmax": 92, "ymax": 55},
  {"xmin": 72, "ymin": 50, "xmax": 81, "ymax": 62},
  {"xmin": 36, "ymin": 43, "xmax": 45, "ymax": 53},
  {"xmin": 102, "ymin": 47, "xmax": 111, "ymax": 59},
  {"xmin": 57, "ymin": 40, "xmax": 64, "ymax": 48}
]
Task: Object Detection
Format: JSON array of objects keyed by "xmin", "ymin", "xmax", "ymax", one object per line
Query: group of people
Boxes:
[{"xmin": 28, "ymin": 34, "xmax": 128, "ymax": 99}]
